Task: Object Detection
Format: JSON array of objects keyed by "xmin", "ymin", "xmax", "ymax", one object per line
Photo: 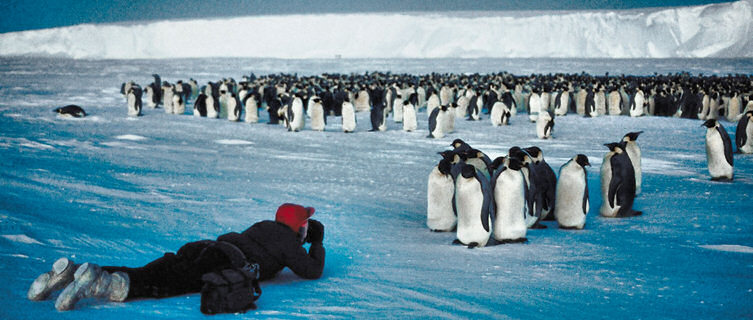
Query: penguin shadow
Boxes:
[{"xmin": 451, "ymin": 238, "xmax": 528, "ymax": 249}]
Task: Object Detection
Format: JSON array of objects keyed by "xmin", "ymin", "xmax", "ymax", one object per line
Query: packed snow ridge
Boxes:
[{"xmin": 1, "ymin": 1, "xmax": 752, "ymax": 59}]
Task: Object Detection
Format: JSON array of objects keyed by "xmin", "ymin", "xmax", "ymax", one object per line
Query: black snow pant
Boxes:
[{"xmin": 103, "ymin": 240, "xmax": 233, "ymax": 300}]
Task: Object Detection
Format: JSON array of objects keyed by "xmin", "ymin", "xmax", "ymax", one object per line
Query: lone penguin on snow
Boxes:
[
  {"xmin": 703, "ymin": 119, "xmax": 734, "ymax": 181},
  {"xmin": 554, "ymin": 154, "xmax": 590, "ymax": 229}
]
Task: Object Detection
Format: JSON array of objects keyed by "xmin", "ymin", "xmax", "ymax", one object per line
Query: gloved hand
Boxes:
[{"xmin": 305, "ymin": 219, "xmax": 324, "ymax": 244}]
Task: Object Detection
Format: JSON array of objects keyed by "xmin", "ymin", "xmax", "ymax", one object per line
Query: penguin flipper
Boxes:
[
  {"xmin": 735, "ymin": 116, "xmax": 747, "ymax": 151},
  {"xmin": 608, "ymin": 172, "xmax": 623, "ymax": 208},
  {"xmin": 582, "ymin": 168, "xmax": 590, "ymax": 215},
  {"xmin": 716, "ymin": 126, "xmax": 734, "ymax": 166}
]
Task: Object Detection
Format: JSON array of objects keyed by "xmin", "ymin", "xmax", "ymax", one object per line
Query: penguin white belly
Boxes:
[
  {"xmin": 745, "ymin": 101, "xmax": 753, "ymax": 114},
  {"xmin": 528, "ymin": 94, "xmax": 541, "ymax": 122},
  {"xmin": 555, "ymin": 94, "xmax": 569, "ymax": 116},
  {"xmin": 555, "ymin": 168, "xmax": 587, "ymax": 229},
  {"xmin": 355, "ymin": 92, "xmax": 370, "ymax": 112},
  {"xmin": 599, "ymin": 156, "xmax": 618, "ymax": 217},
  {"xmin": 430, "ymin": 112, "xmax": 446, "ymax": 139},
  {"xmin": 706, "ymin": 130, "xmax": 733, "ymax": 179},
  {"xmin": 541, "ymin": 93, "xmax": 551, "ymax": 113},
  {"xmin": 455, "ymin": 177, "xmax": 491, "ymax": 247},
  {"xmin": 173, "ymin": 95, "xmax": 185, "ymax": 115},
  {"xmin": 206, "ymin": 96, "xmax": 218, "ymax": 118},
  {"xmin": 402, "ymin": 104, "xmax": 417, "ymax": 132},
  {"xmin": 727, "ymin": 98, "xmax": 741, "ymax": 122},
  {"xmin": 393, "ymin": 99, "xmax": 404, "ymax": 123},
  {"xmin": 310, "ymin": 105, "xmax": 325, "ymax": 131},
  {"xmin": 442, "ymin": 110, "xmax": 455, "ymax": 133},
  {"xmin": 698, "ymin": 95, "xmax": 710, "ymax": 120},
  {"xmin": 608, "ymin": 92, "xmax": 622, "ymax": 115},
  {"xmin": 595, "ymin": 93, "xmax": 606, "ymax": 116},
  {"xmin": 427, "ymin": 169, "xmax": 456, "ymax": 231},
  {"xmin": 626, "ymin": 144, "xmax": 642, "ymax": 194},
  {"xmin": 456, "ymin": 96, "xmax": 469, "ymax": 118},
  {"xmin": 742, "ymin": 122, "xmax": 753, "ymax": 153},
  {"xmin": 341, "ymin": 102, "xmax": 356, "ymax": 132},
  {"xmin": 163, "ymin": 90, "xmax": 175, "ymax": 114},
  {"xmin": 490, "ymin": 102, "xmax": 505, "ymax": 126},
  {"xmin": 245, "ymin": 97, "xmax": 259, "ymax": 123},
  {"xmin": 492, "ymin": 171, "xmax": 527, "ymax": 241},
  {"xmin": 576, "ymin": 91, "xmax": 587, "ymax": 115},
  {"xmin": 127, "ymin": 93, "xmax": 139, "ymax": 117},
  {"xmin": 426, "ymin": 95, "xmax": 440, "ymax": 116},
  {"xmin": 290, "ymin": 101, "xmax": 305, "ymax": 131}
]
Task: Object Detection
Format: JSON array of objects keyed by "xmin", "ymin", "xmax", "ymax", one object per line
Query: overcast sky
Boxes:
[{"xmin": 0, "ymin": 0, "xmax": 737, "ymax": 33}]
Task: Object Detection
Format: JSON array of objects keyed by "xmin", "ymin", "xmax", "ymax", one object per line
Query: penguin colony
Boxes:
[{"xmin": 118, "ymin": 72, "xmax": 750, "ymax": 247}]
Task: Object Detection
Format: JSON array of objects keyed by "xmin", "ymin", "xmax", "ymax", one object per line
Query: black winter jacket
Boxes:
[{"xmin": 217, "ymin": 221, "xmax": 325, "ymax": 281}]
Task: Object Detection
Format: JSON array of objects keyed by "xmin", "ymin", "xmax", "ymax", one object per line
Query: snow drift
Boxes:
[{"xmin": 0, "ymin": 1, "xmax": 752, "ymax": 59}]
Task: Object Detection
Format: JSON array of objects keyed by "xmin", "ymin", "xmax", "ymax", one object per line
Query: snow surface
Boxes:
[
  {"xmin": 1, "ymin": 1, "xmax": 753, "ymax": 59},
  {"xmin": 1, "ymin": 57, "xmax": 753, "ymax": 319}
]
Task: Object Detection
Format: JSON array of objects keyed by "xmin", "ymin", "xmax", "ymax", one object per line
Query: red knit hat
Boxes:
[{"xmin": 275, "ymin": 203, "xmax": 315, "ymax": 232}]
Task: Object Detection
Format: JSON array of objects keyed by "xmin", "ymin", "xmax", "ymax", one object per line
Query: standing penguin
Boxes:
[
  {"xmin": 287, "ymin": 95, "xmax": 306, "ymax": 132},
  {"xmin": 452, "ymin": 163, "xmax": 493, "ymax": 248},
  {"xmin": 309, "ymin": 97, "xmax": 326, "ymax": 131},
  {"xmin": 490, "ymin": 101, "xmax": 507, "ymax": 127},
  {"xmin": 491, "ymin": 157, "xmax": 528, "ymax": 243},
  {"xmin": 599, "ymin": 142, "xmax": 642, "ymax": 218},
  {"xmin": 528, "ymin": 88, "xmax": 542, "ymax": 122},
  {"xmin": 126, "ymin": 85, "xmax": 142, "ymax": 117},
  {"xmin": 629, "ymin": 86, "xmax": 646, "ymax": 117},
  {"xmin": 243, "ymin": 90, "xmax": 260, "ymax": 123},
  {"xmin": 341, "ymin": 98, "xmax": 357, "ymax": 133},
  {"xmin": 205, "ymin": 86, "xmax": 220, "ymax": 119},
  {"xmin": 622, "ymin": 131, "xmax": 644, "ymax": 194},
  {"xmin": 554, "ymin": 86, "xmax": 570, "ymax": 116},
  {"xmin": 227, "ymin": 93, "xmax": 241, "ymax": 121},
  {"xmin": 402, "ymin": 100, "xmax": 417, "ymax": 132},
  {"xmin": 536, "ymin": 110, "xmax": 554, "ymax": 139},
  {"xmin": 392, "ymin": 93, "xmax": 404, "ymax": 123},
  {"xmin": 467, "ymin": 94, "xmax": 481, "ymax": 121},
  {"xmin": 427, "ymin": 157, "xmax": 457, "ymax": 232},
  {"xmin": 162, "ymin": 83, "xmax": 175, "ymax": 114},
  {"xmin": 736, "ymin": 111, "xmax": 753, "ymax": 154},
  {"xmin": 172, "ymin": 88, "xmax": 186, "ymax": 115},
  {"xmin": 442, "ymin": 103, "xmax": 456, "ymax": 133},
  {"xmin": 525, "ymin": 146, "xmax": 557, "ymax": 221},
  {"xmin": 554, "ymin": 154, "xmax": 590, "ymax": 229},
  {"xmin": 193, "ymin": 93, "xmax": 207, "ymax": 117},
  {"xmin": 427, "ymin": 106, "xmax": 446, "ymax": 139},
  {"xmin": 369, "ymin": 100, "xmax": 387, "ymax": 132},
  {"xmin": 703, "ymin": 119, "xmax": 734, "ymax": 181}
]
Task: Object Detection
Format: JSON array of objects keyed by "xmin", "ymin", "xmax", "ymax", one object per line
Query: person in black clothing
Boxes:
[{"xmin": 27, "ymin": 203, "xmax": 325, "ymax": 311}]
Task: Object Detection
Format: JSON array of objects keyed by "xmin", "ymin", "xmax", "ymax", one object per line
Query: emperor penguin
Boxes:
[
  {"xmin": 555, "ymin": 154, "xmax": 591, "ymax": 229},
  {"xmin": 451, "ymin": 138, "xmax": 472, "ymax": 154},
  {"xmin": 121, "ymin": 81, "xmax": 136, "ymax": 97},
  {"xmin": 162, "ymin": 83, "xmax": 175, "ymax": 114},
  {"xmin": 576, "ymin": 85, "xmax": 588, "ymax": 115},
  {"xmin": 287, "ymin": 95, "xmax": 306, "ymax": 131},
  {"xmin": 464, "ymin": 148, "xmax": 493, "ymax": 179},
  {"xmin": 607, "ymin": 86, "xmax": 623, "ymax": 115},
  {"xmin": 490, "ymin": 100, "xmax": 508, "ymax": 127},
  {"xmin": 595, "ymin": 85, "xmax": 607, "ymax": 116},
  {"xmin": 426, "ymin": 90, "xmax": 441, "ymax": 116},
  {"xmin": 172, "ymin": 88, "xmax": 186, "ymax": 115},
  {"xmin": 703, "ymin": 119, "xmax": 734, "ymax": 181},
  {"xmin": 441, "ymin": 104, "xmax": 456, "ymax": 133},
  {"xmin": 369, "ymin": 100, "xmax": 387, "ymax": 132},
  {"xmin": 508, "ymin": 147, "xmax": 544, "ymax": 229},
  {"xmin": 726, "ymin": 92, "xmax": 743, "ymax": 122},
  {"xmin": 536, "ymin": 110, "xmax": 554, "ymax": 139},
  {"xmin": 54, "ymin": 105, "xmax": 87, "ymax": 118},
  {"xmin": 150, "ymin": 74, "xmax": 162, "ymax": 106},
  {"xmin": 341, "ymin": 98, "xmax": 357, "ymax": 133},
  {"xmin": 621, "ymin": 131, "xmax": 644, "ymax": 194},
  {"xmin": 455, "ymin": 95, "xmax": 470, "ymax": 119},
  {"xmin": 193, "ymin": 93, "xmax": 208, "ymax": 117},
  {"xmin": 205, "ymin": 85, "xmax": 220, "ymax": 118},
  {"xmin": 392, "ymin": 93, "xmax": 404, "ymax": 123},
  {"xmin": 698, "ymin": 88, "xmax": 711, "ymax": 120},
  {"xmin": 735, "ymin": 111, "xmax": 753, "ymax": 154},
  {"xmin": 528, "ymin": 88, "xmax": 542, "ymax": 122},
  {"xmin": 467, "ymin": 95, "xmax": 481, "ymax": 120},
  {"xmin": 427, "ymin": 106, "xmax": 446, "ymax": 139},
  {"xmin": 309, "ymin": 97, "xmax": 326, "ymax": 131},
  {"xmin": 188, "ymin": 78, "xmax": 199, "ymax": 100},
  {"xmin": 427, "ymin": 157, "xmax": 457, "ymax": 232},
  {"xmin": 599, "ymin": 142, "xmax": 642, "ymax": 218},
  {"xmin": 227, "ymin": 93, "xmax": 241, "ymax": 121},
  {"xmin": 243, "ymin": 90, "xmax": 260, "ymax": 123},
  {"xmin": 218, "ymin": 82, "xmax": 231, "ymax": 118},
  {"xmin": 524, "ymin": 146, "xmax": 557, "ymax": 221},
  {"xmin": 354, "ymin": 86, "xmax": 371, "ymax": 113},
  {"xmin": 491, "ymin": 157, "xmax": 528, "ymax": 243},
  {"xmin": 440, "ymin": 84, "xmax": 455, "ymax": 107},
  {"xmin": 584, "ymin": 87, "xmax": 597, "ymax": 117},
  {"xmin": 144, "ymin": 85, "xmax": 158, "ymax": 109},
  {"xmin": 451, "ymin": 163, "xmax": 493, "ymax": 248},
  {"xmin": 126, "ymin": 85, "xmax": 142, "ymax": 117},
  {"xmin": 629, "ymin": 86, "xmax": 646, "ymax": 117},
  {"xmin": 402, "ymin": 100, "xmax": 417, "ymax": 132},
  {"xmin": 554, "ymin": 86, "xmax": 570, "ymax": 116}
]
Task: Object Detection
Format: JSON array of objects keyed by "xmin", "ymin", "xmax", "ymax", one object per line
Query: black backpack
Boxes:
[{"xmin": 200, "ymin": 262, "xmax": 262, "ymax": 315}]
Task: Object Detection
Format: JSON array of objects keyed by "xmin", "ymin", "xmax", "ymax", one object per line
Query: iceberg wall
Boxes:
[{"xmin": 0, "ymin": 0, "xmax": 751, "ymax": 59}]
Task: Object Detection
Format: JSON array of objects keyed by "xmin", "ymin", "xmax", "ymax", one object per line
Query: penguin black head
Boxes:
[
  {"xmin": 402, "ymin": 100, "xmax": 410, "ymax": 106},
  {"xmin": 702, "ymin": 119, "xmax": 717, "ymax": 128},
  {"xmin": 437, "ymin": 150, "xmax": 455, "ymax": 161},
  {"xmin": 507, "ymin": 157, "xmax": 523, "ymax": 171},
  {"xmin": 575, "ymin": 154, "xmax": 591, "ymax": 167},
  {"xmin": 622, "ymin": 131, "xmax": 644, "ymax": 142},
  {"xmin": 438, "ymin": 159, "xmax": 453, "ymax": 175},
  {"xmin": 604, "ymin": 142, "xmax": 620, "ymax": 151},
  {"xmin": 523, "ymin": 146, "xmax": 543, "ymax": 161},
  {"xmin": 452, "ymin": 138, "xmax": 468, "ymax": 149},
  {"xmin": 460, "ymin": 164, "xmax": 476, "ymax": 179},
  {"xmin": 490, "ymin": 156, "xmax": 506, "ymax": 172}
]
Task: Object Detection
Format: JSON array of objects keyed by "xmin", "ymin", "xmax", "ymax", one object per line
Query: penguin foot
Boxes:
[
  {"xmin": 559, "ymin": 225, "xmax": 584, "ymax": 230},
  {"xmin": 467, "ymin": 242, "xmax": 479, "ymax": 249},
  {"xmin": 530, "ymin": 223, "xmax": 547, "ymax": 229},
  {"xmin": 710, "ymin": 176, "xmax": 734, "ymax": 182},
  {"xmin": 451, "ymin": 239, "xmax": 463, "ymax": 245},
  {"xmin": 498, "ymin": 238, "xmax": 527, "ymax": 244}
]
